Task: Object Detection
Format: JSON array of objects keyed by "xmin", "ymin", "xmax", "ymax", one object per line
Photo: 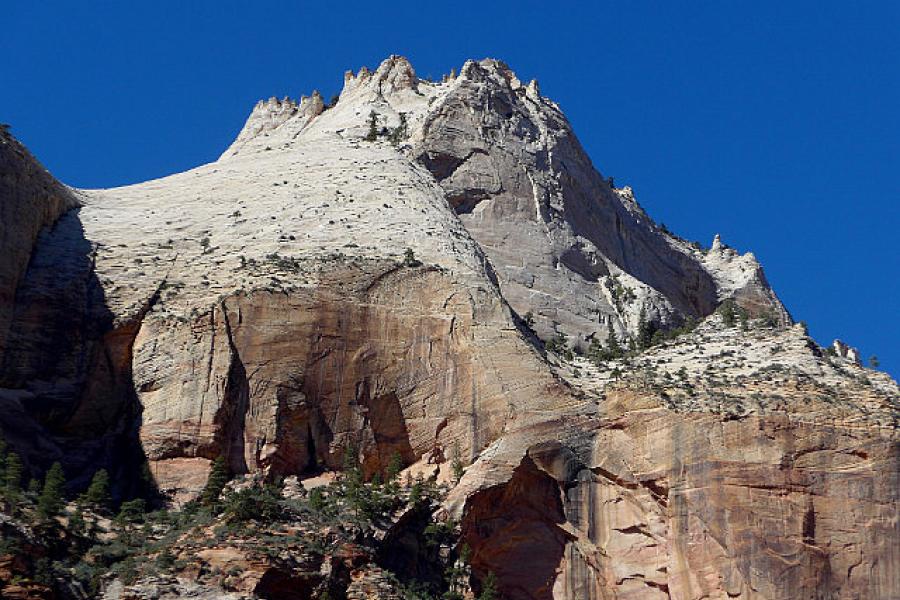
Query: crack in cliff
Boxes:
[{"xmin": 217, "ymin": 300, "xmax": 250, "ymax": 473}]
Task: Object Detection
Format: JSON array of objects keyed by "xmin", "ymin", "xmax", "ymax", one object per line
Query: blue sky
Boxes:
[{"xmin": 2, "ymin": 1, "xmax": 897, "ymax": 376}]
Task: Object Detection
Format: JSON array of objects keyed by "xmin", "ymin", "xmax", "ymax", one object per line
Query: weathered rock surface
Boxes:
[
  {"xmin": 0, "ymin": 126, "xmax": 79, "ymax": 357},
  {"xmin": 449, "ymin": 319, "xmax": 898, "ymax": 600},
  {"xmin": 0, "ymin": 56, "xmax": 896, "ymax": 600}
]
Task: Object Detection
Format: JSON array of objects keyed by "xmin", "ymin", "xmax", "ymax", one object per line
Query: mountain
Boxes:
[{"xmin": 0, "ymin": 57, "xmax": 896, "ymax": 600}]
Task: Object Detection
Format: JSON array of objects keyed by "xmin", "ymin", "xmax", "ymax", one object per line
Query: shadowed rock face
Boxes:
[
  {"xmin": 0, "ymin": 128, "xmax": 79, "ymax": 356},
  {"xmin": 0, "ymin": 56, "xmax": 896, "ymax": 599}
]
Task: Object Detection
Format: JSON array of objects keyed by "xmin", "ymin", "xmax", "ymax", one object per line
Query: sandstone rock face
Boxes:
[
  {"xmin": 219, "ymin": 54, "xmax": 791, "ymax": 347},
  {"xmin": 0, "ymin": 127, "xmax": 79, "ymax": 357},
  {"xmin": 0, "ymin": 79, "xmax": 571, "ymax": 496},
  {"xmin": 0, "ymin": 56, "xmax": 896, "ymax": 600},
  {"xmin": 402, "ymin": 60, "xmax": 791, "ymax": 344},
  {"xmin": 449, "ymin": 321, "xmax": 899, "ymax": 600},
  {"xmin": 457, "ymin": 405, "xmax": 897, "ymax": 600},
  {"xmin": 135, "ymin": 261, "xmax": 569, "ymax": 501}
]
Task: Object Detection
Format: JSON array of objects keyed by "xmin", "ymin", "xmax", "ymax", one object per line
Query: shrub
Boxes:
[
  {"xmin": 388, "ymin": 113, "xmax": 409, "ymax": 145},
  {"xmin": 404, "ymin": 248, "xmax": 422, "ymax": 267},
  {"xmin": 545, "ymin": 331, "xmax": 573, "ymax": 361},
  {"xmin": 308, "ymin": 487, "xmax": 326, "ymax": 513},
  {"xmin": 717, "ymin": 299, "xmax": 737, "ymax": 327},
  {"xmin": 116, "ymin": 498, "xmax": 148, "ymax": 524},
  {"xmin": 523, "ymin": 311, "xmax": 535, "ymax": 328},
  {"xmin": 222, "ymin": 486, "xmax": 282, "ymax": 523}
]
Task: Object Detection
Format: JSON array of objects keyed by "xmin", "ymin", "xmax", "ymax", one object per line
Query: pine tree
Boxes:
[
  {"xmin": 637, "ymin": 307, "xmax": 657, "ymax": 350},
  {"xmin": 365, "ymin": 110, "xmax": 379, "ymax": 141},
  {"xmin": 200, "ymin": 457, "xmax": 229, "ymax": 507},
  {"xmin": 451, "ymin": 443, "xmax": 465, "ymax": 484},
  {"xmin": 385, "ymin": 451, "xmax": 403, "ymax": 483},
  {"xmin": 116, "ymin": 498, "xmax": 147, "ymax": 524},
  {"xmin": 340, "ymin": 443, "xmax": 365, "ymax": 520},
  {"xmin": 606, "ymin": 322, "xmax": 623, "ymax": 358},
  {"xmin": 4, "ymin": 452, "xmax": 22, "ymax": 498},
  {"xmin": 308, "ymin": 487, "xmax": 326, "ymax": 512},
  {"xmin": 82, "ymin": 468, "xmax": 111, "ymax": 511},
  {"xmin": 38, "ymin": 462, "xmax": 66, "ymax": 519},
  {"xmin": 718, "ymin": 299, "xmax": 736, "ymax": 327},
  {"xmin": 0, "ymin": 437, "xmax": 6, "ymax": 483},
  {"xmin": 478, "ymin": 571, "xmax": 499, "ymax": 600}
]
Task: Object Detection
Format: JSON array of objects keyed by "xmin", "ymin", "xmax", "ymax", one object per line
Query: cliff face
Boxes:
[
  {"xmin": 0, "ymin": 56, "xmax": 896, "ymax": 600},
  {"xmin": 135, "ymin": 262, "xmax": 570, "ymax": 502},
  {"xmin": 456, "ymin": 405, "xmax": 897, "ymax": 600},
  {"xmin": 0, "ymin": 127, "xmax": 79, "ymax": 357}
]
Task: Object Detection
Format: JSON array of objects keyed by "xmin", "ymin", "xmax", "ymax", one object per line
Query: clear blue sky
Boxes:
[{"xmin": 2, "ymin": 1, "xmax": 897, "ymax": 376}]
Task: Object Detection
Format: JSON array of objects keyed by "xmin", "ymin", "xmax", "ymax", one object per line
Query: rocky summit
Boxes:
[{"xmin": 0, "ymin": 56, "xmax": 896, "ymax": 600}]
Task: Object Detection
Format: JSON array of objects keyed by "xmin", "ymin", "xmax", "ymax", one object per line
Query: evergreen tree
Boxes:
[
  {"xmin": 82, "ymin": 469, "xmax": 112, "ymax": 511},
  {"xmin": 637, "ymin": 307, "xmax": 657, "ymax": 350},
  {"xmin": 0, "ymin": 436, "xmax": 6, "ymax": 483},
  {"xmin": 385, "ymin": 451, "xmax": 403, "ymax": 483},
  {"xmin": 38, "ymin": 462, "xmax": 66, "ymax": 519},
  {"xmin": 606, "ymin": 322, "xmax": 623, "ymax": 358},
  {"xmin": 869, "ymin": 355, "xmax": 880, "ymax": 369},
  {"xmin": 479, "ymin": 571, "xmax": 499, "ymax": 600},
  {"xmin": 200, "ymin": 457, "xmax": 229, "ymax": 507},
  {"xmin": 403, "ymin": 247, "xmax": 421, "ymax": 267},
  {"xmin": 4, "ymin": 452, "xmax": 22, "ymax": 498},
  {"xmin": 409, "ymin": 477, "xmax": 423, "ymax": 504},
  {"xmin": 340, "ymin": 443, "xmax": 365, "ymax": 520},
  {"xmin": 308, "ymin": 487, "xmax": 326, "ymax": 512},
  {"xmin": 365, "ymin": 110, "xmax": 379, "ymax": 141},
  {"xmin": 116, "ymin": 498, "xmax": 147, "ymax": 524},
  {"xmin": 140, "ymin": 461, "xmax": 156, "ymax": 497},
  {"xmin": 718, "ymin": 299, "xmax": 736, "ymax": 327},
  {"xmin": 450, "ymin": 444, "xmax": 465, "ymax": 484}
]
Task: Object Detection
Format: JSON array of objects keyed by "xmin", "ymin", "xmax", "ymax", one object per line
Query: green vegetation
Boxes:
[
  {"xmin": 37, "ymin": 462, "xmax": 66, "ymax": 519},
  {"xmin": 388, "ymin": 112, "xmax": 409, "ymax": 145},
  {"xmin": 404, "ymin": 247, "xmax": 422, "ymax": 267},
  {"xmin": 0, "ymin": 438, "xmax": 481, "ymax": 599},
  {"xmin": 522, "ymin": 311, "xmax": 535, "ymax": 328},
  {"xmin": 544, "ymin": 331, "xmax": 573, "ymax": 361},
  {"xmin": 450, "ymin": 444, "xmax": 465, "ymax": 484},
  {"xmin": 200, "ymin": 456, "xmax": 230, "ymax": 507},
  {"xmin": 606, "ymin": 275, "xmax": 636, "ymax": 313},
  {"xmin": 4, "ymin": 451, "xmax": 22, "ymax": 499},
  {"xmin": 81, "ymin": 468, "xmax": 112, "ymax": 512},
  {"xmin": 365, "ymin": 110, "xmax": 379, "ymax": 141},
  {"xmin": 116, "ymin": 498, "xmax": 148, "ymax": 524},
  {"xmin": 478, "ymin": 571, "xmax": 499, "ymax": 600}
]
